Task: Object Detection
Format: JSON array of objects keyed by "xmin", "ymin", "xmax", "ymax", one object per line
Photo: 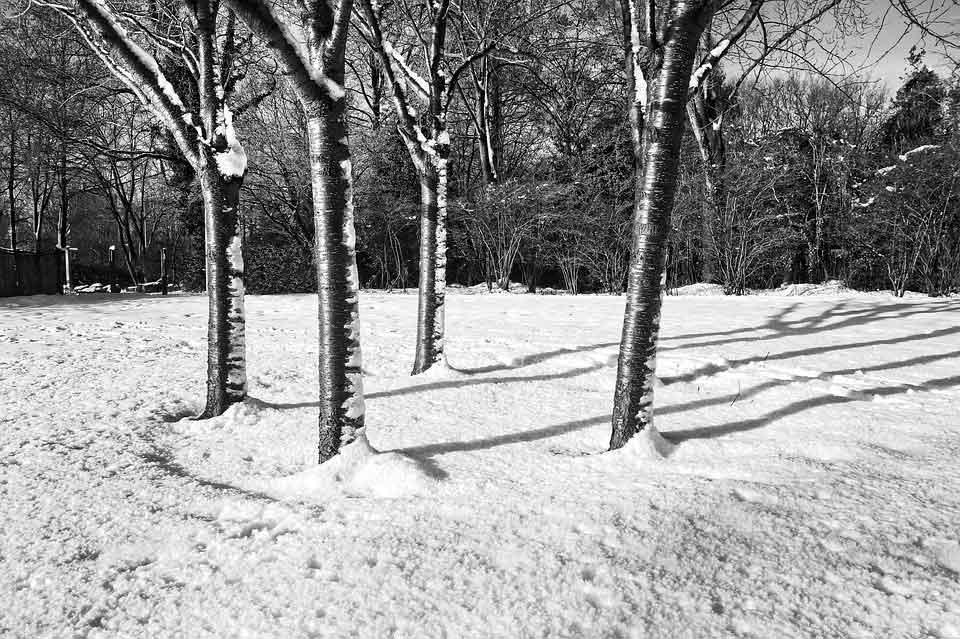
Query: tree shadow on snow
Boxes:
[
  {"xmin": 257, "ymin": 361, "xmax": 612, "ymax": 410},
  {"xmin": 660, "ymin": 325, "xmax": 960, "ymax": 385},
  {"xmin": 662, "ymin": 373, "xmax": 960, "ymax": 443},
  {"xmin": 232, "ymin": 298, "xmax": 960, "ymax": 457},
  {"xmin": 660, "ymin": 298, "xmax": 960, "ymax": 355},
  {"xmin": 394, "ymin": 362, "xmax": 960, "ymax": 457},
  {"xmin": 399, "ymin": 415, "xmax": 607, "ymax": 458},
  {"xmin": 453, "ymin": 341, "xmax": 619, "ymax": 375},
  {"xmin": 138, "ymin": 447, "xmax": 279, "ymax": 503}
]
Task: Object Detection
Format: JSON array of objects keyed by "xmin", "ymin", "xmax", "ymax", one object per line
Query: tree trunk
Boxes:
[
  {"xmin": 611, "ymin": 4, "xmax": 710, "ymax": 450},
  {"xmin": 306, "ymin": 101, "xmax": 365, "ymax": 462},
  {"xmin": 6, "ymin": 119, "xmax": 18, "ymax": 292},
  {"xmin": 476, "ymin": 59, "xmax": 501, "ymax": 187},
  {"xmin": 411, "ymin": 157, "xmax": 447, "ymax": 374},
  {"xmin": 197, "ymin": 160, "xmax": 247, "ymax": 418},
  {"xmin": 115, "ymin": 214, "xmax": 140, "ymax": 286}
]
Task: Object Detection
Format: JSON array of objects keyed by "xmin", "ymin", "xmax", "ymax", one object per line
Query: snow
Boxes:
[
  {"xmin": 85, "ymin": 0, "xmax": 187, "ymax": 114},
  {"xmin": 689, "ymin": 40, "xmax": 730, "ymax": 90},
  {"xmin": 339, "ymin": 157, "xmax": 365, "ymax": 424},
  {"xmin": 2, "ymin": 291, "xmax": 960, "ymax": 637},
  {"xmin": 898, "ymin": 144, "xmax": 940, "ymax": 162},
  {"xmin": 383, "ymin": 40, "xmax": 430, "ymax": 98},
  {"xmin": 268, "ymin": 431, "xmax": 436, "ymax": 500},
  {"xmin": 669, "ymin": 280, "xmax": 853, "ymax": 297},
  {"xmin": 213, "ymin": 105, "xmax": 247, "ymax": 178},
  {"xmin": 627, "ymin": 0, "xmax": 648, "ymax": 111},
  {"xmin": 671, "ymin": 282, "xmax": 726, "ymax": 296}
]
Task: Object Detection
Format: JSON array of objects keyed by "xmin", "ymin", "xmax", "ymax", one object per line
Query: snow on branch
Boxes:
[
  {"xmin": 384, "ymin": 41, "xmax": 430, "ymax": 99},
  {"xmin": 687, "ymin": 0, "xmax": 764, "ymax": 94},
  {"xmin": 221, "ymin": 0, "xmax": 345, "ymax": 104},
  {"xmin": 40, "ymin": 0, "xmax": 201, "ymax": 168},
  {"xmin": 358, "ymin": 0, "xmax": 424, "ymax": 152},
  {"xmin": 898, "ymin": 144, "xmax": 940, "ymax": 162}
]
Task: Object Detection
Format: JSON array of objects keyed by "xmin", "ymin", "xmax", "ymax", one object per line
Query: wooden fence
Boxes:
[{"xmin": 0, "ymin": 248, "xmax": 63, "ymax": 297}]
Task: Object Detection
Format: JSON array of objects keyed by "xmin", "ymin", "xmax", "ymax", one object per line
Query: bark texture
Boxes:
[
  {"xmin": 360, "ymin": 0, "xmax": 487, "ymax": 375},
  {"xmin": 308, "ymin": 102, "xmax": 365, "ymax": 462},
  {"xmin": 224, "ymin": 0, "xmax": 365, "ymax": 461},
  {"xmin": 411, "ymin": 161, "xmax": 447, "ymax": 374},
  {"xmin": 197, "ymin": 162, "xmax": 247, "ymax": 418},
  {"xmin": 6, "ymin": 119, "xmax": 18, "ymax": 292},
  {"xmin": 611, "ymin": 1, "xmax": 713, "ymax": 450},
  {"xmin": 197, "ymin": 0, "xmax": 247, "ymax": 418}
]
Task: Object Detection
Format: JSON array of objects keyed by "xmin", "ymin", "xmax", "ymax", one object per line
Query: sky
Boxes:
[{"xmin": 850, "ymin": 0, "xmax": 958, "ymax": 87}]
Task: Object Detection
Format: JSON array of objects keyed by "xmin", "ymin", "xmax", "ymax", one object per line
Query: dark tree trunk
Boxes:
[
  {"xmin": 115, "ymin": 213, "xmax": 140, "ymax": 286},
  {"xmin": 686, "ymin": 26, "xmax": 727, "ymax": 285},
  {"xmin": 57, "ymin": 144, "xmax": 69, "ymax": 251},
  {"xmin": 611, "ymin": 3, "xmax": 712, "ymax": 450},
  {"xmin": 687, "ymin": 103, "xmax": 725, "ymax": 284},
  {"xmin": 6, "ymin": 118, "xmax": 18, "ymax": 292},
  {"xmin": 307, "ymin": 100, "xmax": 365, "ymax": 462},
  {"xmin": 368, "ymin": 50, "xmax": 383, "ymax": 130}
]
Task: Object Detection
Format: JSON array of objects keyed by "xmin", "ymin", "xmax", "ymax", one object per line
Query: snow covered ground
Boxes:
[{"xmin": 1, "ymin": 291, "xmax": 959, "ymax": 638}]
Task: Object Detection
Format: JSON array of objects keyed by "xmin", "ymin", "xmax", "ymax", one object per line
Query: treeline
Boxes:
[{"xmin": 3, "ymin": 5, "xmax": 957, "ymax": 298}]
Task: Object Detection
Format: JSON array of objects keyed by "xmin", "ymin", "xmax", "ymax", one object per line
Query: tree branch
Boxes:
[
  {"xmin": 688, "ymin": 0, "xmax": 764, "ymax": 95},
  {"xmin": 39, "ymin": 0, "xmax": 201, "ymax": 167},
  {"xmin": 221, "ymin": 0, "xmax": 345, "ymax": 106}
]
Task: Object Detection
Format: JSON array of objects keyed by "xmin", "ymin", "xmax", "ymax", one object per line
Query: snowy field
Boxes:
[{"xmin": 1, "ymin": 291, "xmax": 959, "ymax": 639}]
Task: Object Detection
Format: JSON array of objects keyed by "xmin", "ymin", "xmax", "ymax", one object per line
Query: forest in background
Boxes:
[{"xmin": 1, "ymin": 1, "xmax": 958, "ymax": 299}]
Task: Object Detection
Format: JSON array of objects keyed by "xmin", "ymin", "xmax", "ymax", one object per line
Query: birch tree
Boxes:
[
  {"xmin": 222, "ymin": 0, "xmax": 365, "ymax": 462},
  {"xmin": 38, "ymin": 0, "xmax": 250, "ymax": 417},
  {"xmin": 610, "ymin": 0, "xmax": 763, "ymax": 450},
  {"xmin": 358, "ymin": 0, "xmax": 492, "ymax": 375}
]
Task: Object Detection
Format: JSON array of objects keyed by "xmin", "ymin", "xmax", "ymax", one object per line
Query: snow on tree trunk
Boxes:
[
  {"xmin": 611, "ymin": 4, "xmax": 711, "ymax": 451},
  {"xmin": 307, "ymin": 102, "xmax": 365, "ymax": 463},
  {"xmin": 197, "ymin": 155, "xmax": 247, "ymax": 418}
]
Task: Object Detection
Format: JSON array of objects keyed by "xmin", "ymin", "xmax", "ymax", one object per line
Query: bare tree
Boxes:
[
  {"xmin": 610, "ymin": 0, "xmax": 763, "ymax": 450},
  {"xmin": 358, "ymin": 0, "xmax": 492, "ymax": 374},
  {"xmin": 685, "ymin": 1, "xmax": 847, "ymax": 284},
  {"xmin": 223, "ymin": 0, "xmax": 365, "ymax": 462},
  {"xmin": 39, "ymin": 0, "xmax": 250, "ymax": 417}
]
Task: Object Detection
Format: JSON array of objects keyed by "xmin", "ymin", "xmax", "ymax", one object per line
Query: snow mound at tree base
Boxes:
[
  {"xmin": 414, "ymin": 357, "xmax": 467, "ymax": 379},
  {"xmin": 604, "ymin": 426, "xmax": 676, "ymax": 462},
  {"xmin": 266, "ymin": 432, "xmax": 438, "ymax": 501}
]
